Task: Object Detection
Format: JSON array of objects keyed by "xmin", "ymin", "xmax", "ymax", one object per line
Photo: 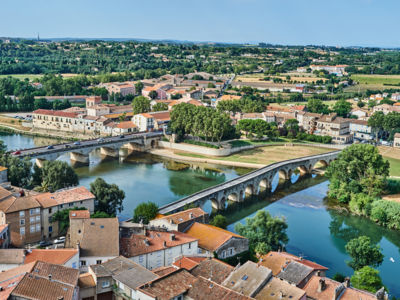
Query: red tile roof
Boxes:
[
  {"xmin": 33, "ymin": 109, "xmax": 78, "ymax": 118},
  {"xmin": 34, "ymin": 186, "xmax": 94, "ymax": 208},
  {"xmin": 24, "ymin": 249, "xmax": 78, "ymax": 265},
  {"xmin": 69, "ymin": 210, "xmax": 90, "ymax": 219}
]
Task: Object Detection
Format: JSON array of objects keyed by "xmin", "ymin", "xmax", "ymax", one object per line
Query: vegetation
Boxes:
[
  {"xmin": 0, "ymin": 153, "xmax": 32, "ymax": 187},
  {"xmin": 133, "ymin": 201, "xmax": 159, "ymax": 224},
  {"xmin": 52, "ymin": 207, "xmax": 87, "ymax": 235},
  {"xmin": 237, "ymin": 119, "xmax": 278, "ymax": 139},
  {"xmin": 210, "ymin": 214, "xmax": 228, "ymax": 229},
  {"xmin": 183, "ymin": 139, "xmax": 220, "ymax": 149},
  {"xmin": 132, "ymin": 96, "xmax": 151, "ymax": 115},
  {"xmin": 350, "ymin": 266, "xmax": 385, "ymax": 293},
  {"xmin": 34, "ymin": 160, "xmax": 79, "ymax": 192},
  {"xmin": 235, "ymin": 210, "xmax": 288, "ymax": 256},
  {"xmin": 345, "ymin": 236, "xmax": 384, "ymax": 270},
  {"xmin": 90, "ymin": 178, "xmax": 125, "ymax": 216},
  {"xmin": 326, "ymin": 144, "xmax": 389, "ymax": 204},
  {"xmin": 152, "ymin": 102, "xmax": 168, "ymax": 111}
]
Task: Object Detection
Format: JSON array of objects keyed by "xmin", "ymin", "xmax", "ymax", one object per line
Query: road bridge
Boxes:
[
  {"xmin": 12, "ymin": 132, "xmax": 163, "ymax": 166},
  {"xmin": 159, "ymin": 150, "xmax": 340, "ymax": 214}
]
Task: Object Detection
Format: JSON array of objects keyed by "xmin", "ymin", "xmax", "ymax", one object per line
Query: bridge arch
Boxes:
[
  {"xmin": 259, "ymin": 178, "xmax": 270, "ymax": 191},
  {"xmin": 228, "ymin": 192, "xmax": 240, "ymax": 202},
  {"xmin": 245, "ymin": 184, "xmax": 255, "ymax": 197}
]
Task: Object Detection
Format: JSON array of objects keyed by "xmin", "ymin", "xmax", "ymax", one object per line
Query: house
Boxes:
[
  {"xmin": 132, "ymin": 111, "xmax": 170, "ymax": 132},
  {"xmin": 297, "ymin": 112, "xmax": 322, "ymax": 134},
  {"xmin": 89, "ymin": 256, "xmax": 158, "ymax": 300},
  {"xmin": 222, "ymin": 261, "xmax": 272, "ymax": 297},
  {"xmin": 0, "ymin": 249, "xmax": 26, "ymax": 271},
  {"xmin": 315, "ymin": 113, "xmax": 353, "ymax": 144},
  {"xmin": 173, "ymin": 256, "xmax": 233, "ymax": 284},
  {"xmin": 24, "ymin": 249, "xmax": 79, "ymax": 269},
  {"xmin": 277, "ymin": 261, "xmax": 314, "ymax": 288},
  {"xmin": 350, "ymin": 108, "xmax": 368, "ymax": 119},
  {"xmin": 32, "ymin": 109, "xmax": 79, "ymax": 133},
  {"xmin": 0, "ymin": 189, "xmax": 42, "ymax": 247},
  {"xmin": 185, "ymin": 222, "xmax": 249, "ymax": 259},
  {"xmin": 0, "ymin": 166, "xmax": 7, "ymax": 183},
  {"xmin": 391, "ymin": 93, "xmax": 400, "ymax": 101},
  {"xmin": 303, "ymin": 275, "xmax": 385, "ymax": 300},
  {"xmin": 102, "ymin": 82, "xmax": 136, "ymax": 96},
  {"xmin": 255, "ymin": 277, "xmax": 306, "ymax": 300},
  {"xmin": 111, "ymin": 121, "xmax": 138, "ymax": 136},
  {"xmin": 120, "ymin": 228, "xmax": 198, "ymax": 270},
  {"xmin": 65, "ymin": 213, "xmax": 120, "ymax": 272},
  {"xmin": 310, "ymin": 65, "xmax": 348, "ymax": 76},
  {"xmin": 34, "ymin": 186, "xmax": 95, "ymax": 239},
  {"xmin": 10, "ymin": 261, "xmax": 80, "ymax": 300},
  {"xmin": 373, "ymin": 104, "xmax": 400, "ymax": 115},
  {"xmin": 0, "ymin": 262, "xmax": 36, "ymax": 299},
  {"xmin": 349, "ymin": 119, "xmax": 374, "ymax": 141},
  {"xmin": 78, "ymin": 272, "xmax": 97, "ymax": 300},
  {"xmin": 86, "ymin": 96, "xmax": 102, "ymax": 107},
  {"xmin": 187, "ymin": 276, "xmax": 253, "ymax": 300},
  {"xmin": 136, "ymin": 268, "xmax": 197, "ymax": 300},
  {"xmin": 149, "ymin": 208, "xmax": 209, "ymax": 232},
  {"xmin": 0, "ymin": 223, "xmax": 10, "ymax": 248},
  {"xmin": 259, "ymin": 251, "xmax": 328, "ymax": 277},
  {"xmin": 215, "ymin": 94, "xmax": 241, "ymax": 107},
  {"xmin": 394, "ymin": 133, "xmax": 400, "ymax": 148}
]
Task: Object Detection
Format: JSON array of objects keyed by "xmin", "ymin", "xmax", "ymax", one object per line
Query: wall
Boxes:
[
  {"xmin": 215, "ymin": 237, "xmax": 249, "ymax": 259},
  {"xmin": 80, "ymin": 256, "xmax": 117, "ymax": 273}
]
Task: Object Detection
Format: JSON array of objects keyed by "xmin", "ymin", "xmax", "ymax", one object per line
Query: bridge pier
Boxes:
[
  {"xmin": 70, "ymin": 152, "xmax": 89, "ymax": 165},
  {"xmin": 100, "ymin": 147, "xmax": 119, "ymax": 158},
  {"xmin": 279, "ymin": 169, "xmax": 292, "ymax": 181},
  {"xmin": 124, "ymin": 142, "xmax": 146, "ymax": 152}
]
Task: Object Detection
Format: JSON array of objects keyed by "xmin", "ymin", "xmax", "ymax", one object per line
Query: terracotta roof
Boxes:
[
  {"xmin": 0, "ymin": 262, "xmax": 36, "ymax": 299},
  {"xmin": 116, "ymin": 121, "xmax": 137, "ymax": 129},
  {"xmin": 190, "ymin": 258, "xmax": 234, "ymax": 284},
  {"xmin": 394, "ymin": 133, "xmax": 400, "ymax": 138},
  {"xmin": 24, "ymin": 249, "xmax": 78, "ymax": 265},
  {"xmin": 219, "ymin": 95, "xmax": 241, "ymax": 101},
  {"xmin": 138, "ymin": 269, "xmax": 197, "ymax": 300},
  {"xmin": 187, "ymin": 276, "xmax": 253, "ymax": 300},
  {"xmin": 154, "ymin": 207, "xmax": 207, "ymax": 225},
  {"xmin": 0, "ymin": 166, "xmax": 7, "ymax": 172},
  {"xmin": 11, "ymin": 273, "xmax": 75, "ymax": 300},
  {"xmin": 150, "ymin": 111, "xmax": 170, "ymax": 122},
  {"xmin": 187, "ymin": 99, "xmax": 203, "ymax": 106},
  {"xmin": 0, "ymin": 223, "xmax": 8, "ymax": 232},
  {"xmin": 32, "ymin": 261, "xmax": 79, "ymax": 286},
  {"xmin": 172, "ymin": 256, "xmax": 206, "ymax": 271},
  {"xmin": 152, "ymin": 266, "xmax": 177, "ymax": 277},
  {"xmin": 34, "ymin": 186, "xmax": 94, "ymax": 208},
  {"xmin": 78, "ymin": 273, "xmax": 96, "ymax": 288},
  {"xmin": 0, "ymin": 195, "xmax": 40, "ymax": 213},
  {"xmin": 120, "ymin": 230, "xmax": 197, "ymax": 257},
  {"xmin": 185, "ymin": 222, "xmax": 245, "ymax": 252},
  {"xmin": 33, "ymin": 109, "xmax": 78, "ymax": 118},
  {"xmin": 0, "ymin": 186, "xmax": 12, "ymax": 201},
  {"xmin": 69, "ymin": 210, "xmax": 90, "ymax": 219},
  {"xmin": 140, "ymin": 113, "xmax": 154, "ymax": 118},
  {"xmin": 103, "ymin": 111, "xmax": 134, "ymax": 119},
  {"xmin": 0, "ymin": 261, "xmax": 35, "ymax": 283},
  {"xmin": 255, "ymin": 277, "xmax": 306, "ymax": 300},
  {"xmin": 0, "ymin": 249, "xmax": 26, "ymax": 264},
  {"xmin": 66, "ymin": 218, "xmax": 119, "ymax": 257}
]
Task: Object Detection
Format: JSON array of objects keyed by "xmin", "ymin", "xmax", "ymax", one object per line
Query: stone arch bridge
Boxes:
[
  {"xmin": 13, "ymin": 132, "xmax": 163, "ymax": 167},
  {"xmin": 159, "ymin": 150, "xmax": 340, "ymax": 214}
]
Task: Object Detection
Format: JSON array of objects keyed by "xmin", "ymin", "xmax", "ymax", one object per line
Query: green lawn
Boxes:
[
  {"xmin": 0, "ymin": 74, "xmax": 44, "ymax": 81},
  {"xmin": 385, "ymin": 156, "xmax": 400, "ymax": 177},
  {"xmin": 347, "ymin": 74, "xmax": 400, "ymax": 92}
]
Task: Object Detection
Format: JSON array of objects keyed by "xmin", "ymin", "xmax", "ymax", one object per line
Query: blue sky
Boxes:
[{"xmin": 1, "ymin": 0, "xmax": 399, "ymax": 47}]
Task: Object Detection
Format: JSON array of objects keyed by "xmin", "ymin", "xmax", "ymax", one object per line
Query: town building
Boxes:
[
  {"xmin": 394, "ymin": 133, "xmax": 400, "ymax": 148},
  {"xmin": 24, "ymin": 249, "xmax": 79, "ymax": 269},
  {"xmin": 35, "ymin": 186, "xmax": 95, "ymax": 239},
  {"xmin": 0, "ymin": 249, "xmax": 25, "ymax": 271},
  {"xmin": 350, "ymin": 108, "xmax": 369, "ymax": 119},
  {"xmin": 131, "ymin": 111, "xmax": 170, "ymax": 132},
  {"xmin": 32, "ymin": 109, "xmax": 78, "ymax": 133},
  {"xmin": 314, "ymin": 113, "xmax": 353, "ymax": 144},
  {"xmin": 0, "ymin": 223, "xmax": 10, "ymax": 248},
  {"xmin": 101, "ymin": 82, "xmax": 136, "ymax": 97},
  {"xmin": 373, "ymin": 104, "xmax": 400, "ymax": 115},
  {"xmin": 185, "ymin": 222, "xmax": 249, "ymax": 259},
  {"xmin": 149, "ymin": 208, "xmax": 209, "ymax": 232},
  {"xmin": 297, "ymin": 112, "xmax": 322, "ymax": 134},
  {"xmin": 86, "ymin": 96, "xmax": 102, "ymax": 107},
  {"xmin": 0, "ymin": 262, "xmax": 36, "ymax": 299},
  {"xmin": 309, "ymin": 65, "xmax": 348, "ymax": 76},
  {"xmin": 349, "ymin": 119, "xmax": 374, "ymax": 141},
  {"xmin": 65, "ymin": 213, "xmax": 120, "ymax": 272},
  {"xmin": 255, "ymin": 277, "xmax": 307, "ymax": 300},
  {"xmin": 0, "ymin": 166, "xmax": 8, "ymax": 184},
  {"xmin": 120, "ymin": 228, "xmax": 198, "ymax": 270},
  {"xmin": 277, "ymin": 260, "xmax": 315, "ymax": 288}
]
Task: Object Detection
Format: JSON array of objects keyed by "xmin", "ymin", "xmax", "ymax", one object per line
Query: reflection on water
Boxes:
[
  {"xmin": 0, "ymin": 132, "xmax": 66, "ymax": 151},
  {"xmin": 226, "ymin": 181, "xmax": 400, "ymax": 298}
]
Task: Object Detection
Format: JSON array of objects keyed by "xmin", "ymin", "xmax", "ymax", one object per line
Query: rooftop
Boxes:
[
  {"xmin": 153, "ymin": 207, "xmax": 207, "ymax": 225},
  {"xmin": 34, "ymin": 186, "xmax": 94, "ymax": 208},
  {"xmin": 33, "ymin": 109, "xmax": 78, "ymax": 118},
  {"xmin": 78, "ymin": 273, "xmax": 96, "ymax": 289},
  {"xmin": 185, "ymin": 222, "xmax": 245, "ymax": 252},
  {"xmin": 120, "ymin": 230, "xmax": 197, "ymax": 257},
  {"xmin": 24, "ymin": 249, "xmax": 78, "ymax": 265},
  {"xmin": 255, "ymin": 277, "xmax": 306, "ymax": 300},
  {"xmin": 277, "ymin": 261, "xmax": 313, "ymax": 286},
  {"xmin": 69, "ymin": 210, "xmax": 90, "ymax": 219},
  {"xmin": 0, "ymin": 249, "xmax": 25, "ymax": 264},
  {"xmin": 190, "ymin": 258, "xmax": 234, "ymax": 284},
  {"xmin": 0, "ymin": 195, "xmax": 40, "ymax": 213}
]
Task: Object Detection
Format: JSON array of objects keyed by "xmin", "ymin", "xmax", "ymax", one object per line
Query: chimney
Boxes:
[
  {"xmin": 144, "ymin": 239, "xmax": 150, "ymax": 246},
  {"xmin": 333, "ymin": 284, "xmax": 345, "ymax": 300},
  {"xmin": 278, "ymin": 291, "xmax": 284, "ymax": 299},
  {"xmin": 189, "ymin": 213, "xmax": 193, "ymax": 219},
  {"xmin": 163, "ymin": 241, "xmax": 166, "ymax": 247},
  {"xmin": 317, "ymin": 279, "xmax": 326, "ymax": 292},
  {"xmin": 48, "ymin": 274, "xmax": 52, "ymax": 281},
  {"xmin": 375, "ymin": 287, "xmax": 387, "ymax": 300},
  {"xmin": 316, "ymin": 270, "xmax": 321, "ymax": 277},
  {"xmin": 170, "ymin": 234, "xmax": 175, "ymax": 241},
  {"xmin": 343, "ymin": 277, "xmax": 350, "ymax": 288}
]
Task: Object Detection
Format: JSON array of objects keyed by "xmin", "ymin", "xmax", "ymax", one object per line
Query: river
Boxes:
[{"xmin": 1, "ymin": 132, "xmax": 400, "ymax": 297}]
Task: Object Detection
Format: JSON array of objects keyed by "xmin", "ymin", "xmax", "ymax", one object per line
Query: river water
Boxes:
[{"xmin": 1, "ymin": 133, "xmax": 400, "ymax": 296}]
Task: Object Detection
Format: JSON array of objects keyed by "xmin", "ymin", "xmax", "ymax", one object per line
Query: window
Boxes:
[
  {"xmin": 48, "ymin": 208, "xmax": 52, "ymax": 214},
  {"xmin": 80, "ymin": 260, "xmax": 86, "ymax": 266},
  {"xmin": 49, "ymin": 226, "xmax": 53, "ymax": 233},
  {"xmin": 30, "ymin": 225, "xmax": 35, "ymax": 233},
  {"xmin": 59, "ymin": 204, "xmax": 63, "ymax": 209},
  {"xmin": 20, "ymin": 227, "xmax": 25, "ymax": 235},
  {"xmin": 30, "ymin": 217, "xmax": 35, "ymax": 223},
  {"xmin": 36, "ymin": 224, "xmax": 41, "ymax": 232},
  {"xmin": 102, "ymin": 281, "xmax": 110, "ymax": 288},
  {"xmin": 48, "ymin": 216, "xmax": 53, "ymax": 223},
  {"xmin": 96, "ymin": 260, "xmax": 102, "ymax": 264},
  {"xmin": 118, "ymin": 281, "xmax": 124, "ymax": 290},
  {"xmin": 69, "ymin": 203, "xmax": 73, "ymax": 207},
  {"xmin": 36, "ymin": 215, "xmax": 40, "ymax": 222},
  {"xmin": 35, "ymin": 208, "xmax": 40, "ymax": 214},
  {"xmin": 72, "ymin": 262, "xmax": 77, "ymax": 269},
  {"xmin": 19, "ymin": 211, "xmax": 25, "ymax": 218},
  {"xmin": 30, "ymin": 209, "xmax": 35, "ymax": 215},
  {"xmin": 20, "ymin": 219, "xmax": 25, "ymax": 226},
  {"xmin": 188, "ymin": 243, "xmax": 191, "ymax": 249}
]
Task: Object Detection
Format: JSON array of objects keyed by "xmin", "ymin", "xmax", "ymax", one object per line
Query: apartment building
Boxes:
[
  {"xmin": 349, "ymin": 119, "xmax": 374, "ymax": 141},
  {"xmin": 32, "ymin": 109, "xmax": 78, "ymax": 132},
  {"xmin": 132, "ymin": 111, "xmax": 170, "ymax": 132},
  {"xmin": 315, "ymin": 113, "xmax": 353, "ymax": 144}
]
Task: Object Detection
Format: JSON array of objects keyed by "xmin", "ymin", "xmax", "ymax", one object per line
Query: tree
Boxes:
[
  {"xmin": 149, "ymin": 90, "xmax": 158, "ymax": 100},
  {"xmin": 0, "ymin": 154, "xmax": 32, "ymax": 187},
  {"xmin": 210, "ymin": 215, "xmax": 228, "ymax": 229},
  {"xmin": 91, "ymin": 211, "xmax": 112, "ymax": 218},
  {"xmin": 0, "ymin": 140, "xmax": 6, "ymax": 154},
  {"xmin": 135, "ymin": 81, "xmax": 144, "ymax": 95},
  {"xmin": 307, "ymin": 98, "xmax": 329, "ymax": 114},
  {"xmin": 132, "ymin": 96, "xmax": 151, "ymax": 115},
  {"xmin": 345, "ymin": 236, "xmax": 384, "ymax": 270},
  {"xmin": 133, "ymin": 202, "xmax": 158, "ymax": 224},
  {"xmin": 368, "ymin": 112, "xmax": 385, "ymax": 141},
  {"xmin": 325, "ymin": 144, "xmax": 389, "ymax": 203},
  {"xmin": 153, "ymin": 102, "xmax": 168, "ymax": 111},
  {"xmin": 332, "ymin": 99, "xmax": 352, "ymax": 117},
  {"xmin": 284, "ymin": 119, "xmax": 299, "ymax": 138},
  {"xmin": 351, "ymin": 266, "xmax": 385, "ymax": 293},
  {"xmin": 90, "ymin": 178, "xmax": 125, "ymax": 216},
  {"xmin": 38, "ymin": 161, "xmax": 79, "ymax": 192},
  {"xmin": 235, "ymin": 210, "xmax": 288, "ymax": 254}
]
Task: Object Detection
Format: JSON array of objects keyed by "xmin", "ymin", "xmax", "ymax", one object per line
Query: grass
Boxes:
[
  {"xmin": 0, "ymin": 74, "xmax": 44, "ymax": 81},
  {"xmin": 228, "ymin": 138, "xmax": 288, "ymax": 148},
  {"xmin": 385, "ymin": 157, "xmax": 400, "ymax": 177},
  {"xmin": 183, "ymin": 140, "xmax": 220, "ymax": 149},
  {"xmin": 176, "ymin": 145, "xmax": 333, "ymax": 166},
  {"xmin": 378, "ymin": 146, "xmax": 400, "ymax": 177},
  {"xmin": 347, "ymin": 74, "xmax": 400, "ymax": 92}
]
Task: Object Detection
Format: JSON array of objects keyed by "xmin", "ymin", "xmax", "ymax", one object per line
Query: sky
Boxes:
[{"xmin": 1, "ymin": 0, "xmax": 400, "ymax": 47}]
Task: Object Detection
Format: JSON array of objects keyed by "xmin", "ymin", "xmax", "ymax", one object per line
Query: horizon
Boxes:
[{"xmin": 2, "ymin": 0, "xmax": 400, "ymax": 48}]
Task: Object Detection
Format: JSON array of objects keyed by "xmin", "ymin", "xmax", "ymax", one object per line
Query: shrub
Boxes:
[{"xmin": 370, "ymin": 200, "xmax": 400, "ymax": 229}]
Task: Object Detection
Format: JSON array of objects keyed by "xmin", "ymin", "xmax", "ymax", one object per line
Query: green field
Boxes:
[
  {"xmin": 385, "ymin": 156, "xmax": 400, "ymax": 177},
  {"xmin": 0, "ymin": 74, "xmax": 43, "ymax": 81},
  {"xmin": 347, "ymin": 74, "xmax": 400, "ymax": 92}
]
